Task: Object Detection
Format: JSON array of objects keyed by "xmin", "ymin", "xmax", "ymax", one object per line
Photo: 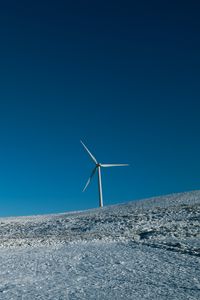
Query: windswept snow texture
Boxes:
[{"xmin": 0, "ymin": 191, "xmax": 200, "ymax": 299}]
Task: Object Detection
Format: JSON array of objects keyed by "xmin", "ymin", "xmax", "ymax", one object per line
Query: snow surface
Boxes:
[{"xmin": 0, "ymin": 190, "xmax": 199, "ymax": 299}]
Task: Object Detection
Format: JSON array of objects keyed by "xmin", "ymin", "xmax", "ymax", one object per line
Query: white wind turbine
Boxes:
[{"xmin": 81, "ymin": 140, "xmax": 129, "ymax": 208}]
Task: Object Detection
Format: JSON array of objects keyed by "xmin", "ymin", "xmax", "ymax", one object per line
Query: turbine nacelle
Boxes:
[{"xmin": 81, "ymin": 140, "xmax": 129, "ymax": 208}]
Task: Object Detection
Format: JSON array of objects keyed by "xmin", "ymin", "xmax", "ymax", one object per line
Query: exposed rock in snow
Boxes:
[{"xmin": 0, "ymin": 190, "xmax": 199, "ymax": 299}]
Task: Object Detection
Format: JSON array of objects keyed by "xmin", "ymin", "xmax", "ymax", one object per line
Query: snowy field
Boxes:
[{"xmin": 0, "ymin": 190, "xmax": 199, "ymax": 299}]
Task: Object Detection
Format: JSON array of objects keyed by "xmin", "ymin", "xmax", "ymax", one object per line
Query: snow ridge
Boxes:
[{"xmin": 0, "ymin": 190, "xmax": 199, "ymax": 299}]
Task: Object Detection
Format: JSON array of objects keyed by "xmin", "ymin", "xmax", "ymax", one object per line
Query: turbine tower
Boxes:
[{"xmin": 81, "ymin": 140, "xmax": 129, "ymax": 208}]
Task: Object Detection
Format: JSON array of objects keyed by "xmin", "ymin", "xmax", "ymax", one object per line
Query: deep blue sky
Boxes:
[{"xmin": 0, "ymin": 0, "xmax": 200, "ymax": 216}]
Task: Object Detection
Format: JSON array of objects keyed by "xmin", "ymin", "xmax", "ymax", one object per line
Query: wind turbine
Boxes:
[{"xmin": 81, "ymin": 140, "xmax": 129, "ymax": 208}]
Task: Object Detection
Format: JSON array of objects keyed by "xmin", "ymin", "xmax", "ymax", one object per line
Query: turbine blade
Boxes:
[
  {"xmin": 83, "ymin": 167, "xmax": 97, "ymax": 192},
  {"xmin": 80, "ymin": 140, "xmax": 98, "ymax": 164},
  {"xmin": 101, "ymin": 164, "xmax": 129, "ymax": 167}
]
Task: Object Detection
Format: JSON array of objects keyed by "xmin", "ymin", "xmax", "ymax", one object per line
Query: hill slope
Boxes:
[{"xmin": 0, "ymin": 191, "xmax": 200, "ymax": 299}]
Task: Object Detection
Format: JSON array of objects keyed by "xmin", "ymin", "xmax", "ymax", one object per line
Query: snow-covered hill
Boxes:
[{"xmin": 0, "ymin": 190, "xmax": 199, "ymax": 299}]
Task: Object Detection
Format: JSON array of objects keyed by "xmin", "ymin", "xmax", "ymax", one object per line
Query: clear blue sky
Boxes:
[{"xmin": 0, "ymin": 1, "xmax": 200, "ymax": 216}]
